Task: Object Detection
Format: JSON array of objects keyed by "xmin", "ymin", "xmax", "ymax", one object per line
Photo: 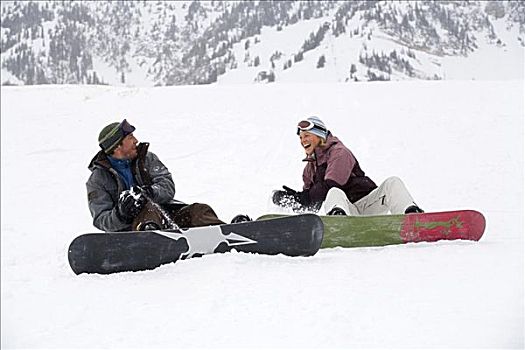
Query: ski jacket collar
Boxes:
[
  {"xmin": 88, "ymin": 142, "xmax": 150, "ymax": 171},
  {"xmin": 302, "ymin": 133, "xmax": 339, "ymax": 164}
]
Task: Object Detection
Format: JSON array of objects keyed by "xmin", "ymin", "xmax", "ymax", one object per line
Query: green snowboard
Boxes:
[{"xmin": 257, "ymin": 210, "xmax": 485, "ymax": 248}]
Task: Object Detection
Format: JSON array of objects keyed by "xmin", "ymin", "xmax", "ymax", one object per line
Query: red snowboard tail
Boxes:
[{"xmin": 400, "ymin": 210, "xmax": 486, "ymax": 243}]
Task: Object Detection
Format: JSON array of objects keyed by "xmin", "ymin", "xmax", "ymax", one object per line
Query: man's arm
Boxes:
[
  {"xmin": 86, "ymin": 173, "xmax": 130, "ymax": 232},
  {"xmin": 144, "ymin": 152, "xmax": 176, "ymax": 204}
]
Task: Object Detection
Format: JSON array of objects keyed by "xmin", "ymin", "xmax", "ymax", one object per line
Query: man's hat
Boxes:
[{"xmin": 98, "ymin": 119, "xmax": 135, "ymax": 154}]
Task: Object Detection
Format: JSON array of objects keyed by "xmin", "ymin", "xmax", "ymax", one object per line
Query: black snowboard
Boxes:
[{"xmin": 68, "ymin": 214, "xmax": 324, "ymax": 275}]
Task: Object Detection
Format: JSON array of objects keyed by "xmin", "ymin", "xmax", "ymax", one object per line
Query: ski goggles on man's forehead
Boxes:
[
  {"xmin": 99, "ymin": 119, "xmax": 136, "ymax": 152},
  {"xmin": 297, "ymin": 120, "xmax": 327, "ymax": 135},
  {"xmin": 119, "ymin": 119, "xmax": 135, "ymax": 134}
]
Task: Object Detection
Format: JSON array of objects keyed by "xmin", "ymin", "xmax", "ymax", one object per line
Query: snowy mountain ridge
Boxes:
[{"xmin": 1, "ymin": 0, "xmax": 524, "ymax": 86}]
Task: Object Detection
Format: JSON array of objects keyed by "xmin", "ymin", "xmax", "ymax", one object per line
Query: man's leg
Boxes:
[
  {"xmin": 172, "ymin": 203, "xmax": 225, "ymax": 228},
  {"xmin": 132, "ymin": 201, "xmax": 168, "ymax": 230}
]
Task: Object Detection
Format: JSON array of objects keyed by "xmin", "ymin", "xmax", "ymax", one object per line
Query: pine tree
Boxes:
[
  {"xmin": 294, "ymin": 51, "xmax": 303, "ymax": 63},
  {"xmin": 350, "ymin": 63, "xmax": 357, "ymax": 78},
  {"xmin": 268, "ymin": 71, "xmax": 275, "ymax": 82},
  {"xmin": 317, "ymin": 55, "xmax": 325, "ymax": 68}
]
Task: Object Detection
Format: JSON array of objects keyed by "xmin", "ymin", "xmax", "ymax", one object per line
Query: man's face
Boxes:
[
  {"xmin": 299, "ymin": 131, "xmax": 322, "ymax": 156},
  {"xmin": 114, "ymin": 133, "xmax": 138, "ymax": 160}
]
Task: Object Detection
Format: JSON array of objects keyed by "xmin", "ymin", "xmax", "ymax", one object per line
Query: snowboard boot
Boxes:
[
  {"xmin": 137, "ymin": 221, "xmax": 162, "ymax": 231},
  {"xmin": 327, "ymin": 207, "xmax": 347, "ymax": 216},
  {"xmin": 405, "ymin": 205, "xmax": 424, "ymax": 214},
  {"xmin": 231, "ymin": 214, "xmax": 252, "ymax": 224}
]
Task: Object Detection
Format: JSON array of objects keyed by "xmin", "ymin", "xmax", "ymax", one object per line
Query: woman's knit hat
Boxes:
[{"xmin": 296, "ymin": 116, "xmax": 328, "ymax": 140}]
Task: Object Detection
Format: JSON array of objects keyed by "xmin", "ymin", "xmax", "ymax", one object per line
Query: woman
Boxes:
[{"xmin": 273, "ymin": 116, "xmax": 424, "ymax": 215}]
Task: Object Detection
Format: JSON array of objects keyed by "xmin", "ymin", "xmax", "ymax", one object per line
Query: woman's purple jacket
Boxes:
[{"xmin": 302, "ymin": 134, "xmax": 377, "ymax": 204}]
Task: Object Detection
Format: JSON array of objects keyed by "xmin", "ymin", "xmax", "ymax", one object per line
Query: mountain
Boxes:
[{"xmin": 1, "ymin": 0, "xmax": 524, "ymax": 86}]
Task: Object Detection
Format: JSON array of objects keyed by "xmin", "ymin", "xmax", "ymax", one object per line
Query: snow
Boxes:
[
  {"xmin": 2, "ymin": 1, "xmax": 524, "ymax": 86},
  {"xmin": 217, "ymin": 6, "xmax": 525, "ymax": 85},
  {"xmin": 0, "ymin": 68, "xmax": 22, "ymax": 85},
  {"xmin": 442, "ymin": 18, "xmax": 525, "ymax": 80},
  {"xmin": 1, "ymin": 79, "xmax": 524, "ymax": 348}
]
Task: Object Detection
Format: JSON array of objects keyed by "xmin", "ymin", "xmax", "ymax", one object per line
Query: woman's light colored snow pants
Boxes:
[{"xmin": 322, "ymin": 176, "xmax": 417, "ymax": 215}]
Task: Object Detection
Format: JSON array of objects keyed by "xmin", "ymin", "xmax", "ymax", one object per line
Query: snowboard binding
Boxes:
[{"xmin": 136, "ymin": 221, "xmax": 162, "ymax": 231}]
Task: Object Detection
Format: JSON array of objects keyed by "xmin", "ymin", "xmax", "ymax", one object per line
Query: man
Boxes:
[
  {"xmin": 273, "ymin": 116, "xmax": 424, "ymax": 216},
  {"xmin": 86, "ymin": 119, "xmax": 226, "ymax": 232}
]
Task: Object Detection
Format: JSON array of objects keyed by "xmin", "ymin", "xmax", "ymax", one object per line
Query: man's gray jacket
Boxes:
[{"xmin": 86, "ymin": 142, "xmax": 175, "ymax": 232}]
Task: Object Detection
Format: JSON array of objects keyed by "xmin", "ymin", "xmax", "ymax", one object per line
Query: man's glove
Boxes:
[
  {"xmin": 132, "ymin": 185, "xmax": 155, "ymax": 200},
  {"xmin": 117, "ymin": 189, "xmax": 147, "ymax": 223}
]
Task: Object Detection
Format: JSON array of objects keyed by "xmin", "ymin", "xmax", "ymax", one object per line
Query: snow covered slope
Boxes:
[
  {"xmin": 218, "ymin": 9, "xmax": 525, "ymax": 84},
  {"xmin": 1, "ymin": 80, "xmax": 523, "ymax": 348},
  {"xmin": 1, "ymin": 0, "xmax": 524, "ymax": 85}
]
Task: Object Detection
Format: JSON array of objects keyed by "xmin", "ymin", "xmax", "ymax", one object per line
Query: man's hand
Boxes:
[
  {"xmin": 117, "ymin": 189, "xmax": 146, "ymax": 223},
  {"xmin": 131, "ymin": 185, "xmax": 155, "ymax": 200}
]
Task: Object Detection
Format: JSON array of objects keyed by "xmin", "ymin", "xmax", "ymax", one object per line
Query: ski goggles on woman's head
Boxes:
[{"xmin": 297, "ymin": 120, "xmax": 327, "ymax": 135}]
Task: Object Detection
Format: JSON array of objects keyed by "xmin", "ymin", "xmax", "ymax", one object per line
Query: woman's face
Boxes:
[{"xmin": 299, "ymin": 131, "xmax": 322, "ymax": 156}]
